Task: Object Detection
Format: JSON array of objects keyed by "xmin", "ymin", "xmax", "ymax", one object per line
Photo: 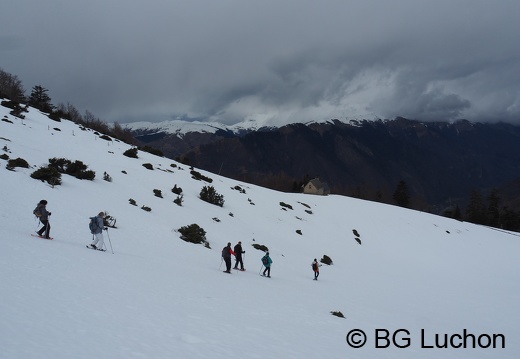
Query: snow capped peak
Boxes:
[{"xmin": 123, "ymin": 114, "xmax": 383, "ymax": 136}]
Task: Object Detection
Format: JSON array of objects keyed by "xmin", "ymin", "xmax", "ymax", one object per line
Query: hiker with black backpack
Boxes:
[
  {"xmin": 261, "ymin": 252, "xmax": 272, "ymax": 278},
  {"xmin": 33, "ymin": 200, "xmax": 51, "ymax": 239},
  {"xmin": 87, "ymin": 212, "xmax": 106, "ymax": 251},
  {"xmin": 233, "ymin": 241, "xmax": 246, "ymax": 271},
  {"xmin": 312, "ymin": 258, "xmax": 322, "ymax": 280},
  {"xmin": 221, "ymin": 242, "xmax": 236, "ymax": 273}
]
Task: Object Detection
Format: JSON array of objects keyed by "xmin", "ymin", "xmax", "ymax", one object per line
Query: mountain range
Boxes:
[{"xmin": 128, "ymin": 117, "xmax": 520, "ymax": 213}]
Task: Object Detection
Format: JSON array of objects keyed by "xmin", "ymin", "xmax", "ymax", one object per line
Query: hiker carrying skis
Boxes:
[
  {"xmin": 222, "ymin": 242, "xmax": 236, "ymax": 273},
  {"xmin": 261, "ymin": 252, "xmax": 272, "ymax": 278},
  {"xmin": 312, "ymin": 258, "xmax": 322, "ymax": 280},
  {"xmin": 34, "ymin": 200, "xmax": 51, "ymax": 239},
  {"xmin": 233, "ymin": 241, "xmax": 246, "ymax": 271},
  {"xmin": 88, "ymin": 212, "xmax": 106, "ymax": 250}
]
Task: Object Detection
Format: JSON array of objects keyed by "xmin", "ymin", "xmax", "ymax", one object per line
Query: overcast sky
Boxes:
[{"xmin": 2, "ymin": 0, "xmax": 520, "ymax": 125}]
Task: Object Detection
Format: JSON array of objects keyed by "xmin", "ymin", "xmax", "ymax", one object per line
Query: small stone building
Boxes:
[{"xmin": 303, "ymin": 178, "xmax": 330, "ymax": 195}]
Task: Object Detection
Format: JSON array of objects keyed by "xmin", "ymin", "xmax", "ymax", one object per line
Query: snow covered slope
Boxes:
[{"xmin": 1, "ymin": 104, "xmax": 519, "ymax": 358}]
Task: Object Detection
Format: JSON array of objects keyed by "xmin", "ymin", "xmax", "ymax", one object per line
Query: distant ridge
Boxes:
[{"xmin": 127, "ymin": 116, "xmax": 520, "ymax": 214}]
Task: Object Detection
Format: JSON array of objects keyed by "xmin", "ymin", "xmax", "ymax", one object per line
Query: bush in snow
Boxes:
[
  {"xmin": 129, "ymin": 198, "xmax": 137, "ymax": 206},
  {"xmin": 0, "ymin": 153, "xmax": 9, "ymax": 160},
  {"xmin": 141, "ymin": 205, "xmax": 151, "ymax": 212},
  {"xmin": 173, "ymin": 194, "xmax": 183, "ymax": 206},
  {"xmin": 123, "ymin": 147, "xmax": 138, "ymax": 158},
  {"xmin": 153, "ymin": 189, "xmax": 163, "ymax": 198},
  {"xmin": 142, "ymin": 163, "xmax": 153, "ymax": 170},
  {"xmin": 31, "ymin": 166, "xmax": 62, "ymax": 186},
  {"xmin": 47, "ymin": 111, "xmax": 61, "ymax": 122},
  {"xmin": 6, "ymin": 157, "xmax": 29, "ymax": 170},
  {"xmin": 178, "ymin": 223, "xmax": 209, "ymax": 248},
  {"xmin": 252, "ymin": 243, "xmax": 269, "ymax": 252},
  {"xmin": 171, "ymin": 184, "xmax": 183, "ymax": 195},
  {"xmin": 320, "ymin": 255, "xmax": 333, "ymax": 265},
  {"xmin": 330, "ymin": 311, "xmax": 345, "ymax": 318},
  {"xmin": 191, "ymin": 170, "xmax": 213, "ymax": 183},
  {"xmin": 103, "ymin": 172, "xmax": 112, "ymax": 182},
  {"xmin": 232, "ymin": 185, "xmax": 246, "ymax": 194},
  {"xmin": 199, "ymin": 185, "xmax": 224, "ymax": 207},
  {"xmin": 280, "ymin": 202, "xmax": 293, "ymax": 210},
  {"xmin": 48, "ymin": 157, "xmax": 95, "ymax": 180}
]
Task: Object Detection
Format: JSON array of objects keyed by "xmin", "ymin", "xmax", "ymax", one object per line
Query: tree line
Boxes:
[
  {"xmin": 291, "ymin": 174, "xmax": 519, "ymax": 231},
  {"xmin": 0, "ymin": 67, "xmax": 136, "ymax": 144}
]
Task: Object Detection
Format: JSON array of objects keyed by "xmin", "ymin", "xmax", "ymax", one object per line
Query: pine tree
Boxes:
[
  {"xmin": 487, "ymin": 189, "xmax": 501, "ymax": 227},
  {"xmin": 465, "ymin": 189, "xmax": 487, "ymax": 225},
  {"xmin": 28, "ymin": 85, "xmax": 53, "ymax": 113},
  {"xmin": 393, "ymin": 180, "xmax": 410, "ymax": 208}
]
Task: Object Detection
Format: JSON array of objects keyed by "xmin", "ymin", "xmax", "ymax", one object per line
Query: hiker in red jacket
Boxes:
[
  {"xmin": 221, "ymin": 242, "xmax": 236, "ymax": 273},
  {"xmin": 312, "ymin": 258, "xmax": 322, "ymax": 280}
]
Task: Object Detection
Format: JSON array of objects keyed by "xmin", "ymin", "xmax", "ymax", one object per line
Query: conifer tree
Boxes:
[
  {"xmin": 465, "ymin": 189, "xmax": 487, "ymax": 225},
  {"xmin": 28, "ymin": 85, "xmax": 53, "ymax": 113},
  {"xmin": 486, "ymin": 189, "xmax": 501, "ymax": 227},
  {"xmin": 393, "ymin": 180, "xmax": 410, "ymax": 208}
]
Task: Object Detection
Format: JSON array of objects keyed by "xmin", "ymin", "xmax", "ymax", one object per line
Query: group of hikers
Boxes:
[
  {"xmin": 33, "ymin": 199, "xmax": 107, "ymax": 251},
  {"xmin": 33, "ymin": 200, "xmax": 323, "ymax": 279},
  {"xmin": 222, "ymin": 241, "xmax": 322, "ymax": 280}
]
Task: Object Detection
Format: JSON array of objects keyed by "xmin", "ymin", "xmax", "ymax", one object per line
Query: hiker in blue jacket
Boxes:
[
  {"xmin": 88, "ymin": 212, "xmax": 105, "ymax": 250},
  {"xmin": 261, "ymin": 252, "xmax": 272, "ymax": 277}
]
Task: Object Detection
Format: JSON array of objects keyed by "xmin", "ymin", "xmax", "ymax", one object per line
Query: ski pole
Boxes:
[
  {"xmin": 105, "ymin": 228, "xmax": 114, "ymax": 254},
  {"xmin": 45, "ymin": 220, "xmax": 51, "ymax": 239},
  {"xmin": 259, "ymin": 265, "xmax": 264, "ymax": 274},
  {"xmin": 219, "ymin": 257, "xmax": 223, "ymax": 270}
]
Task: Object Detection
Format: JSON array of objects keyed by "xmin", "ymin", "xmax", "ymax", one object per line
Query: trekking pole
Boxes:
[
  {"xmin": 45, "ymin": 220, "xmax": 51, "ymax": 239},
  {"xmin": 259, "ymin": 265, "xmax": 264, "ymax": 275},
  {"xmin": 105, "ymin": 228, "xmax": 114, "ymax": 254},
  {"xmin": 219, "ymin": 257, "xmax": 223, "ymax": 270}
]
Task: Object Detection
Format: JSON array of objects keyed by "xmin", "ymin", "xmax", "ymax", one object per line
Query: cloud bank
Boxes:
[{"xmin": 2, "ymin": 0, "xmax": 520, "ymax": 125}]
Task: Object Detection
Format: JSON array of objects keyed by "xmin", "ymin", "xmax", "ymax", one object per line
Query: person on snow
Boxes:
[
  {"xmin": 312, "ymin": 258, "xmax": 322, "ymax": 280},
  {"xmin": 261, "ymin": 252, "xmax": 273, "ymax": 278},
  {"xmin": 34, "ymin": 200, "xmax": 51, "ymax": 239},
  {"xmin": 222, "ymin": 242, "xmax": 236, "ymax": 273},
  {"xmin": 88, "ymin": 212, "xmax": 106, "ymax": 250},
  {"xmin": 233, "ymin": 241, "xmax": 246, "ymax": 271}
]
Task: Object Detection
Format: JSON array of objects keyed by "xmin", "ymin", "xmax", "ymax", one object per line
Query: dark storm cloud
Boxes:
[{"xmin": 2, "ymin": 0, "xmax": 520, "ymax": 125}]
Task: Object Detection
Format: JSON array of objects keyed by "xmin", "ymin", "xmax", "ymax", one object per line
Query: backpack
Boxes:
[
  {"xmin": 33, "ymin": 206, "xmax": 40, "ymax": 217},
  {"xmin": 312, "ymin": 262, "xmax": 317, "ymax": 271},
  {"xmin": 89, "ymin": 217, "xmax": 98, "ymax": 234},
  {"xmin": 262, "ymin": 256, "xmax": 269, "ymax": 265}
]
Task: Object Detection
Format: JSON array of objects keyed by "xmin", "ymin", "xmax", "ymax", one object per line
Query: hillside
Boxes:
[
  {"xmin": 1, "ymin": 104, "xmax": 519, "ymax": 358},
  {"xmin": 130, "ymin": 118, "xmax": 520, "ymax": 214}
]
